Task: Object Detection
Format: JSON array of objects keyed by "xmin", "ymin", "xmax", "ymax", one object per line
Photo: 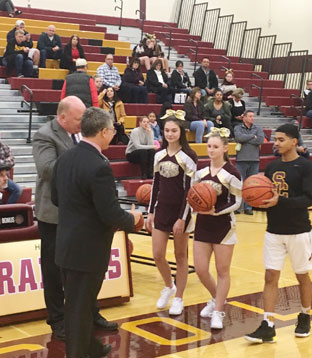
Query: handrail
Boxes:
[
  {"xmin": 20, "ymin": 85, "xmax": 34, "ymax": 143},
  {"xmin": 163, "ymin": 24, "xmax": 173, "ymax": 60},
  {"xmin": 290, "ymin": 94, "xmax": 304, "ymax": 131},
  {"xmin": 135, "ymin": 9, "xmax": 145, "ymax": 41},
  {"xmin": 219, "ymin": 55, "xmax": 231, "ymax": 70},
  {"xmin": 114, "ymin": 0, "xmax": 123, "ymax": 30},
  {"xmin": 250, "ymin": 73, "xmax": 264, "ymax": 116},
  {"xmin": 189, "ymin": 39, "xmax": 199, "ymax": 73},
  {"xmin": 219, "ymin": 65, "xmax": 228, "ymax": 72}
]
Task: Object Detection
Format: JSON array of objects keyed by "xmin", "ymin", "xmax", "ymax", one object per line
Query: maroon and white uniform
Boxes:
[
  {"xmin": 194, "ymin": 161, "xmax": 242, "ymax": 244},
  {"xmin": 148, "ymin": 148, "xmax": 197, "ymax": 232}
]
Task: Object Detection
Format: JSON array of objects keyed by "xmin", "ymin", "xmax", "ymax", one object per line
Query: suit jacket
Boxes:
[
  {"xmin": 193, "ymin": 67, "xmax": 218, "ymax": 90},
  {"xmin": 146, "ymin": 69, "xmax": 169, "ymax": 92},
  {"xmin": 32, "ymin": 118, "xmax": 74, "ymax": 224},
  {"xmin": 51, "ymin": 141, "xmax": 134, "ymax": 273}
]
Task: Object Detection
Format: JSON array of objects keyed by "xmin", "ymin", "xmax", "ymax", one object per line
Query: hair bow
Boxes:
[
  {"xmin": 160, "ymin": 109, "xmax": 185, "ymax": 121},
  {"xmin": 205, "ymin": 127, "xmax": 231, "ymax": 138},
  {"xmin": 145, "ymin": 33, "xmax": 156, "ymax": 40},
  {"xmin": 225, "ymin": 68, "xmax": 233, "ymax": 75}
]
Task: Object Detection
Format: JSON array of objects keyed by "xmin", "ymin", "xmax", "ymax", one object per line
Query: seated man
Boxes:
[
  {"xmin": 6, "ymin": 20, "xmax": 40, "ymax": 75},
  {"xmin": 96, "ymin": 54, "xmax": 121, "ymax": 92},
  {"xmin": 37, "ymin": 25, "xmax": 62, "ymax": 68},
  {"xmin": 194, "ymin": 57, "xmax": 218, "ymax": 100},
  {"xmin": 4, "ymin": 29, "xmax": 33, "ymax": 77},
  {"xmin": 305, "ymin": 91, "xmax": 312, "ymax": 120},
  {"xmin": 0, "ymin": 140, "xmax": 22, "ymax": 204}
]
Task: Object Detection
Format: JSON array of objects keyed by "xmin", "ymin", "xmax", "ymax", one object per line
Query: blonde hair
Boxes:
[{"xmin": 207, "ymin": 132, "xmax": 230, "ymax": 162}]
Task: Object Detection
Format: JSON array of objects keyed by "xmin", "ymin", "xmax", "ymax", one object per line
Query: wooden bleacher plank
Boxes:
[{"xmin": 0, "ymin": 16, "xmax": 80, "ymax": 30}]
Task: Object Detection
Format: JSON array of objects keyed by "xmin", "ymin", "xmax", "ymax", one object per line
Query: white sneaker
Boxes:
[
  {"xmin": 200, "ymin": 299, "xmax": 216, "ymax": 318},
  {"xmin": 210, "ymin": 310, "xmax": 225, "ymax": 329},
  {"xmin": 156, "ymin": 283, "xmax": 177, "ymax": 309},
  {"xmin": 169, "ymin": 297, "xmax": 184, "ymax": 315}
]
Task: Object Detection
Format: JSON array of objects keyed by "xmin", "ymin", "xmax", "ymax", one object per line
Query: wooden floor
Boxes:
[{"xmin": 0, "ymin": 211, "xmax": 312, "ymax": 357}]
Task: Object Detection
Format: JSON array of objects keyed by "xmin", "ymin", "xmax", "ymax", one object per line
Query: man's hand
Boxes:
[
  {"xmin": 259, "ymin": 191, "xmax": 279, "ymax": 208},
  {"xmin": 52, "ymin": 46, "xmax": 59, "ymax": 52}
]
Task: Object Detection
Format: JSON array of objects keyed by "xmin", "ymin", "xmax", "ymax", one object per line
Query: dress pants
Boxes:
[
  {"xmin": 62, "ymin": 268, "xmax": 106, "ymax": 358},
  {"xmin": 126, "ymin": 149, "xmax": 155, "ymax": 178}
]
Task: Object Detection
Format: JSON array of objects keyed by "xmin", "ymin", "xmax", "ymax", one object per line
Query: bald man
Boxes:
[
  {"xmin": 37, "ymin": 25, "xmax": 62, "ymax": 68},
  {"xmin": 33, "ymin": 97, "xmax": 118, "ymax": 341}
]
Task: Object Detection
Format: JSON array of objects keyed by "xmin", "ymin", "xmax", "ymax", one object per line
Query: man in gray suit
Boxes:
[{"xmin": 33, "ymin": 96, "xmax": 117, "ymax": 341}]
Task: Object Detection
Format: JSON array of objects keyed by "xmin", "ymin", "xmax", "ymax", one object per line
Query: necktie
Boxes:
[{"xmin": 71, "ymin": 134, "xmax": 78, "ymax": 145}]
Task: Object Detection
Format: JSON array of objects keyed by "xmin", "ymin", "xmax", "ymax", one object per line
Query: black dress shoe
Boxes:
[
  {"xmin": 94, "ymin": 316, "xmax": 118, "ymax": 331},
  {"xmin": 244, "ymin": 209, "xmax": 254, "ymax": 215},
  {"xmin": 52, "ymin": 325, "xmax": 66, "ymax": 341}
]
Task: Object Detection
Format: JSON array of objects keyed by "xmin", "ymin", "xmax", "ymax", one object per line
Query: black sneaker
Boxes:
[
  {"xmin": 295, "ymin": 313, "xmax": 310, "ymax": 337},
  {"xmin": 244, "ymin": 320, "xmax": 276, "ymax": 343}
]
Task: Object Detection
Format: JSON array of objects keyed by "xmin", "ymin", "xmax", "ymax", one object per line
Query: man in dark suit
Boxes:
[
  {"xmin": 193, "ymin": 57, "xmax": 218, "ymax": 99},
  {"xmin": 51, "ymin": 107, "xmax": 142, "ymax": 358},
  {"xmin": 33, "ymin": 97, "xmax": 118, "ymax": 341}
]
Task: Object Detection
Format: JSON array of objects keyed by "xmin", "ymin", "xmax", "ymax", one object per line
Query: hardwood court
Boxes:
[{"xmin": 0, "ymin": 211, "xmax": 311, "ymax": 357}]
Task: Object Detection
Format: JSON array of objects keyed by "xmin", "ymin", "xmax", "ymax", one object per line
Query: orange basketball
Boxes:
[
  {"xmin": 242, "ymin": 174, "xmax": 274, "ymax": 207},
  {"xmin": 187, "ymin": 182, "xmax": 217, "ymax": 212},
  {"xmin": 127, "ymin": 238, "xmax": 134, "ymax": 255},
  {"xmin": 134, "ymin": 214, "xmax": 144, "ymax": 232},
  {"xmin": 136, "ymin": 184, "xmax": 152, "ymax": 205}
]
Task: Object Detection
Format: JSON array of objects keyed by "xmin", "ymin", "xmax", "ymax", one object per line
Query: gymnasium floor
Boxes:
[{"xmin": 0, "ymin": 211, "xmax": 311, "ymax": 357}]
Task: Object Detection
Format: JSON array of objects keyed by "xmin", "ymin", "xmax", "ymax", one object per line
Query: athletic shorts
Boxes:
[{"xmin": 263, "ymin": 231, "xmax": 312, "ymax": 274}]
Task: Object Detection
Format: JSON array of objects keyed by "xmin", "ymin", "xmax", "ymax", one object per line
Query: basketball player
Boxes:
[
  {"xmin": 193, "ymin": 127, "xmax": 242, "ymax": 329},
  {"xmin": 146, "ymin": 110, "xmax": 197, "ymax": 315},
  {"xmin": 245, "ymin": 123, "xmax": 312, "ymax": 343}
]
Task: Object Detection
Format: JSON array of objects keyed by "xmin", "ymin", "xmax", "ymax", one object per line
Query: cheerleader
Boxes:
[
  {"xmin": 193, "ymin": 127, "xmax": 242, "ymax": 329},
  {"xmin": 146, "ymin": 110, "xmax": 197, "ymax": 315}
]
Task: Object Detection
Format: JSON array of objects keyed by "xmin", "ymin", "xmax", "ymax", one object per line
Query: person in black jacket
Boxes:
[
  {"xmin": 170, "ymin": 60, "xmax": 191, "ymax": 95},
  {"xmin": 305, "ymin": 91, "xmax": 312, "ymax": 119},
  {"xmin": 121, "ymin": 57, "xmax": 148, "ymax": 103},
  {"xmin": 146, "ymin": 59, "xmax": 172, "ymax": 104},
  {"xmin": 37, "ymin": 25, "xmax": 63, "ymax": 68},
  {"xmin": 193, "ymin": 57, "xmax": 218, "ymax": 100},
  {"xmin": 60, "ymin": 35, "xmax": 85, "ymax": 73},
  {"xmin": 4, "ymin": 29, "xmax": 33, "ymax": 77},
  {"xmin": 51, "ymin": 107, "xmax": 142, "ymax": 358}
]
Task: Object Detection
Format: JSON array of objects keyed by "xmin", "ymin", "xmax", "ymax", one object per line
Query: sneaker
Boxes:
[
  {"xmin": 210, "ymin": 311, "xmax": 225, "ymax": 329},
  {"xmin": 200, "ymin": 299, "xmax": 216, "ymax": 318},
  {"xmin": 169, "ymin": 297, "xmax": 184, "ymax": 315},
  {"xmin": 295, "ymin": 313, "xmax": 311, "ymax": 337},
  {"xmin": 244, "ymin": 320, "xmax": 276, "ymax": 343},
  {"xmin": 156, "ymin": 283, "xmax": 177, "ymax": 309},
  {"xmin": 244, "ymin": 209, "xmax": 253, "ymax": 215}
]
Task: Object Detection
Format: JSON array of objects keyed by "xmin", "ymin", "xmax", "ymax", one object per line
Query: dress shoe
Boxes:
[
  {"xmin": 52, "ymin": 325, "xmax": 66, "ymax": 341},
  {"xmin": 94, "ymin": 316, "xmax": 118, "ymax": 331},
  {"xmin": 244, "ymin": 209, "xmax": 253, "ymax": 215}
]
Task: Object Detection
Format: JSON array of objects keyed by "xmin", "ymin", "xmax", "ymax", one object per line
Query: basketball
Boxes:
[
  {"xmin": 136, "ymin": 184, "xmax": 152, "ymax": 205},
  {"xmin": 187, "ymin": 182, "xmax": 217, "ymax": 212},
  {"xmin": 134, "ymin": 214, "xmax": 144, "ymax": 232},
  {"xmin": 127, "ymin": 238, "xmax": 134, "ymax": 256},
  {"xmin": 242, "ymin": 174, "xmax": 274, "ymax": 207}
]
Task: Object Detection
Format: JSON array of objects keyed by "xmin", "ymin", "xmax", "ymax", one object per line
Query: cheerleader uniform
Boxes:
[
  {"xmin": 194, "ymin": 161, "xmax": 242, "ymax": 244},
  {"xmin": 148, "ymin": 148, "xmax": 197, "ymax": 232}
]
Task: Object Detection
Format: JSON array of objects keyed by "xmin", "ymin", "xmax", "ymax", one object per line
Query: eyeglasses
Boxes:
[{"xmin": 108, "ymin": 127, "xmax": 117, "ymax": 135}]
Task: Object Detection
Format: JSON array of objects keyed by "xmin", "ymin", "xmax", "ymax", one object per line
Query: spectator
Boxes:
[
  {"xmin": 60, "ymin": 58, "xmax": 98, "ymax": 108},
  {"xmin": 184, "ymin": 87, "xmax": 214, "ymax": 143},
  {"xmin": 148, "ymin": 111, "xmax": 162, "ymax": 146},
  {"xmin": 305, "ymin": 91, "xmax": 312, "ymax": 120},
  {"xmin": 121, "ymin": 57, "xmax": 148, "ymax": 103},
  {"xmin": 4, "ymin": 29, "xmax": 33, "ymax": 77},
  {"xmin": 99, "ymin": 87, "xmax": 128, "ymax": 145},
  {"xmin": 219, "ymin": 69, "xmax": 237, "ymax": 101},
  {"xmin": 146, "ymin": 59, "xmax": 172, "ymax": 104},
  {"xmin": 6, "ymin": 20, "xmax": 40, "ymax": 75},
  {"xmin": 303, "ymin": 79, "xmax": 312, "ymax": 100},
  {"xmin": 149, "ymin": 36, "xmax": 169, "ymax": 73},
  {"xmin": 96, "ymin": 54, "xmax": 121, "ymax": 92},
  {"xmin": 37, "ymin": 25, "xmax": 62, "ymax": 68},
  {"xmin": 204, "ymin": 88, "xmax": 232, "ymax": 132},
  {"xmin": 60, "ymin": 35, "xmax": 85, "ymax": 73},
  {"xmin": 93, "ymin": 75, "xmax": 103, "ymax": 94},
  {"xmin": 0, "ymin": 166, "xmax": 8, "ymax": 197},
  {"xmin": 0, "ymin": 0, "xmax": 22, "ymax": 17},
  {"xmin": 126, "ymin": 116, "xmax": 156, "ymax": 179},
  {"xmin": 193, "ymin": 57, "xmax": 218, "ymax": 100},
  {"xmin": 170, "ymin": 60, "xmax": 191, "ymax": 96},
  {"xmin": 132, "ymin": 37, "xmax": 153, "ymax": 70},
  {"xmin": 0, "ymin": 140, "xmax": 22, "ymax": 204},
  {"xmin": 228, "ymin": 88, "xmax": 246, "ymax": 129},
  {"xmin": 234, "ymin": 110, "xmax": 264, "ymax": 215}
]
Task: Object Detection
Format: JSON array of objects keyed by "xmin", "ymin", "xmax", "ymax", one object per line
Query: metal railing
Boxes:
[
  {"xmin": 290, "ymin": 94, "xmax": 305, "ymax": 130},
  {"xmin": 135, "ymin": 9, "xmax": 145, "ymax": 41},
  {"xmin": 163, "ymin": 25, "xmax": 173, "ymax": 60},
  {"xmin": 219, "ymin": 55, "xmax": 231, "ymax": 69},
  {"xmin": 114, "ymin": 0, "xmax": 123, "ymax": 30},
  {"xmin": 250, "ymin": 73, "xmax": 264, "ymax": 116},
  {"xmin": 189, "ymin": 39, "xmax": 199, "ymax": 72},
  {"xmin": 20, "ymin": 85, "xmax": 34, "ymax": 143}
]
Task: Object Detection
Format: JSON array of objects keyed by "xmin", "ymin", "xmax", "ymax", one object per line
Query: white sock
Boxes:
[
  {"xmin": 264, "ymin": 312, "xmax": 275, "ymax": 327},
  {"xmin": 301, "ymin": 306, "xmax": 311, "ymax": 314}
]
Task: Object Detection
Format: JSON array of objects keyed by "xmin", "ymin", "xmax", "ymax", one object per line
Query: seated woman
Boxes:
[
  {"xmin": 170, "ymin": 60, "xmax": 191, "ymax": 97},
  {"xmin": 98, "ymin": 87, "xmax": 129, "ymax": 145},
  {"xmin": 204, "ymin": 88, "xmax": 232, "ymax": 132},
  {"xmin": 60, "ymin": 35, "xmax": 85, "ymax": 73},
  {"xmin": 219, "ymin": 69, "xmax": 237, "ymax": 101},
  {"xmin": 146, "ymin": 59, "xmax": 172, "ymax": 104},
  {"xmin": 93, "ymin": 74, "xmax": 104, "ymax": 95},
  {"xmin": 132, "ymin": 36, "xmax": 153, "ymax": 71},
  {"xmin": 228, "ymin": 88, "xmax": 246, "ymax": 129},
  {"xmin": 121, "ymin": 57, "xmax": 148, "ymax": 103},
  {"xmin": 184, "ymin": 87, "xmax": 214, "ymax": 143},
  {"xmin": 125, "ymin": 116, "xmax": 156, "ymax": 179},
  {"xmin": 149, "ymin": 36, "xmax": 169, "ymax": 73}
]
